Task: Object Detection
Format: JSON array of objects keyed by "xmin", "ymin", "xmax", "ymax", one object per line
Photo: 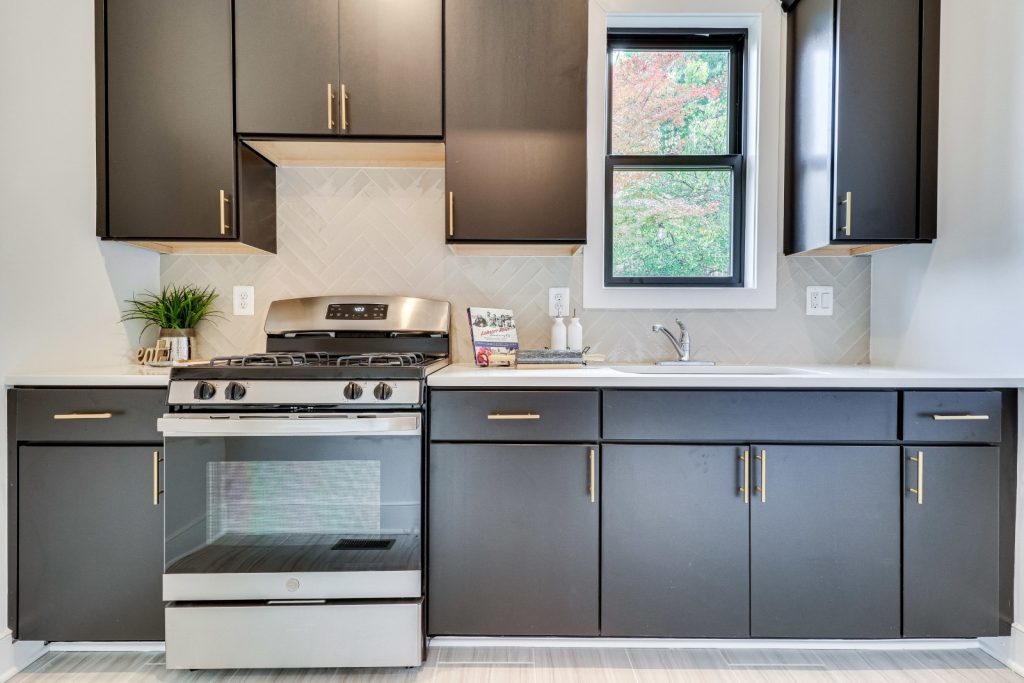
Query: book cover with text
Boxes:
[{"xmin": 467, "ymin": 308, "xmax": 518, "ymax": 367}]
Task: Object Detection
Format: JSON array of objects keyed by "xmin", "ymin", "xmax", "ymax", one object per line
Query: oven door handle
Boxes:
[{"xmin": 157, "ymin": 413, "xmax": 421, "ymax": 437}]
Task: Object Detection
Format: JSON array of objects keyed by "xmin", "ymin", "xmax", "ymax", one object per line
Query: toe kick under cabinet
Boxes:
[{"xmin": 428, "ymin": 388, "xmax": 1015, "ymax": 639}]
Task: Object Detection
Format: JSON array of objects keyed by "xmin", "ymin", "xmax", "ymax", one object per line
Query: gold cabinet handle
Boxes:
[
  {"xmin": 487, "ymin": 413, "xmax": 539, "ymax": 420},
  {"xmin": 448, "ymin": 191, "xmax": 454, "ymax": 237},
  {"xmin": 739, "ymin": 450, "xmax": 750, "ymax": 504},
  {"xmin": 588, "ymin": 448, "xmax": 596, "ymax": 503},
  {"xmin": 840, "ymin": 191, "xmax": 852, "ymax": 236},
  {"xmin": 755, "ymin": 449, "xmax": 766, "ymax": 503},
  {"xmin": 908, "ymin": 451, "xmax": 924, "ymax": 505},
  {"xmin": 327, "ymin": 83, "xmax": 335, "ymax": 130},
  {"xmin": 340, "ymin": 84, "xmax": 348, "ymax": 131},
  {"xmin": 219, "ymin": 189, "xmax": 231, "ymax": 235},
  {"xmin": 53, "ymin": 412, "xmax": 113, "ymax": 420},
  {"xmin": 931, "ymin": 414, "xmax": 990, "ymax": 421},
  {"xmin": 153, "ymin": 451, "xmax": 165, "ymax": 506}
]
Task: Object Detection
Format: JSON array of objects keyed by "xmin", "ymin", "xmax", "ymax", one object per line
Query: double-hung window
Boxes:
[{"xmin": 606, "ymin": 30, "xmax": 746, "ymax": 287}]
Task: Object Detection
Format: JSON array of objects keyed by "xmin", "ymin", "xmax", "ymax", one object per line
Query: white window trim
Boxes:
[{"xmin": 583, "ymin": 0, "xmax": 786, "ymax": 310}]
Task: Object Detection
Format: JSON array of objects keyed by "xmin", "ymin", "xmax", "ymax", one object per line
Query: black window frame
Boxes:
[{"xmin": 605, "ymin": 29, "xmax": 747, "ymax": 288}]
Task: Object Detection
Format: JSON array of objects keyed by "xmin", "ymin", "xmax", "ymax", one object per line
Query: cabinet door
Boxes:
[
  {"xmin": 903, "ymin": 446, "xmax": 1000, "ymax": 637},
  {"xmin": 338, "ymin": 0, "xmax": 442, "ymax": 136},
  {"xmin": 602, "ymin": 445, "xmax": 750, "ymax": 637},
  {"xmin": 105, "ymin": 0, "xmax": 235, "ymax": 240},
  {"xmin": 444, "ymin": 0, "xmax": 587, "ymax": 242},
  {"xmin": 235, "ymin": 0, "xmax": 340, "ymax": 135},
  {"xmin": 832, "ymin": 0, "xmax": 919, "ymax": 241},
  {"xmin": 18, "ymin": 446, "xmax": 164, "ymax": 641},
  {"xmin": 428, "ymin": 444, "xmax": 599, "ymax": 635},
  {"xmin": 750, "ymin": 445, "xmax": 900, "ymax": 638}
]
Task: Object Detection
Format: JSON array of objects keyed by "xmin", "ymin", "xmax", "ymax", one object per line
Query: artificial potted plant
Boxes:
[{"xmin": 121, "ymin": 285, "xmax": 221, "ymax": 361}]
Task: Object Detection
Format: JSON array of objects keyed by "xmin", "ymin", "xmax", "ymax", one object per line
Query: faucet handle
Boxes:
[{"xmin": 674, "ymin": 318, "xmax": 687, "ymax": 335}]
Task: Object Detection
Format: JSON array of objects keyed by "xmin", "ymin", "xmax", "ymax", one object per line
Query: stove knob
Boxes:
[
  {"xmin": 373, "ymin": 382, "xmax": 394, "ymax": 401},
  {"xmin": 193, "ymin": 381, "xmax": 216, "ymax": 401},
  {"xmin": 343, "ymin": 382, "xmax": 363, "ymax": 400},
  {"xmin": 225, "ymin": 382, "xmax": 247, "ymax": 401}
]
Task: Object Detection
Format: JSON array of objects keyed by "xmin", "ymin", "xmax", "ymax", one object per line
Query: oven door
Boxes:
[{"xmin": 158, "ymin": 413, "xmax": 422, "ymax": 602}]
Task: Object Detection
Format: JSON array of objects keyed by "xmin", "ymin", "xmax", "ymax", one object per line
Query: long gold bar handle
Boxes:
[
  {"xmin": 487, "ymin": 413, "xmax": 539, "ymax": 420},
  {"xmin": 219, "ymin": 190, "xmax": 231, "ymax": 235},
  {"xmin": 755, "ymin": 450, "xmax": 766, "ymax": 503},
  {"xmin": 932, "ymin": 414, "xmax": 990, "ymax": 421},
  {"xmin": 908, "ymin": 451, "xmax": 924, "ymax": 505},
  {"xmin": 152, "ymin": 451, "xmax": 164, "ymax": 506},
  {"xmin": 53, "ymin": 412, "xmax": 113, "ymax": 420},
  {"xmin": 327, "ymin": 83, "xmax": 335, "ymax": 130},
  {"xmin": 448, "ymin": 192, "xmax": 454, "ymax": 237},
  {"xmin": 588, "ymin": 448, "xmax": 596, "ymax": 503},
  {"xmin": 739, "ymin": 450, "xmax": 750, "ymax": 504},
  {"xmin": 841, "ymin": 191, "xmax": 852, "ymax": 236},
  {"xmin": 340, "ymin": 84, "xmax": 348, "ymax": 131}
]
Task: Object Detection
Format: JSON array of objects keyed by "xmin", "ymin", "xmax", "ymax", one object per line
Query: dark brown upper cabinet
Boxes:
[
  {"xmin": 96, "ymin": 0, "xmax": 276, "ymax": 254},
  {"xmin": 786, "ymin": 0, "xmax": 940, "ymax": 256},
  {"xmin": 444, "ymin": 0, "xmax": 588, "ymax": 249},
  {"xmin": 234, "ymin": 0, "xmax": 442, "ymax": 138}
]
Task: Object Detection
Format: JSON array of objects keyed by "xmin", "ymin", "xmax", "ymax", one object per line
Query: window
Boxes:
[{"xmin": 605, "ymin": 30, "xmax": 746, "ymax": 287}]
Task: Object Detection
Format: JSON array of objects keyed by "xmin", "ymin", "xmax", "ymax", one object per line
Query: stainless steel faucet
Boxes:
[{"xmin": 651, "ymin": 319, "xmax": 714, "ymax": 366}]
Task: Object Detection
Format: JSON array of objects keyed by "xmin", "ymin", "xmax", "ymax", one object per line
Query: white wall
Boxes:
[
  {"xmin": 0, "ymin": 0, "xmax": 160, "ymax": 654},
  {"xmin": 870, "ymin": 0, "xmax": 1024, "ymax": 374}
]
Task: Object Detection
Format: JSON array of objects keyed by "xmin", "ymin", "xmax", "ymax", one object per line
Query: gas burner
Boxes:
[
  {"xmin": 207, "ymin": 352, "xmax": 436, "ymax": 369},
  {"xmin": 333, "ymin": 353, "xmax": 427, "ymax": 367}
]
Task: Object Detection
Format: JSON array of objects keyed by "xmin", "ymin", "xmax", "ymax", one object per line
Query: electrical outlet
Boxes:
[
  {"xmin": 548, "ymin": 287, "xmax": 570, "ymax": 317},
  {"xmin": 233, "ymin": 285, "xmax": 255, "ymax": 316},
  {"xmin": 806, "ymin": 286, "xmax": 834, "ymax": 316}
]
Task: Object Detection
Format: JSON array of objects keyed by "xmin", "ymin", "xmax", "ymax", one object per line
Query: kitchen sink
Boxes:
[{"xmin": 609, "ymin": 365, "xmax": 825, "ymax": 376}]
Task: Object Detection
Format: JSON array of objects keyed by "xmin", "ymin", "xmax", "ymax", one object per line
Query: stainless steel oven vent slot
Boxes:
[{"xmin": 331, "ymin": 537, "xmax": 396, "ymax": 551}]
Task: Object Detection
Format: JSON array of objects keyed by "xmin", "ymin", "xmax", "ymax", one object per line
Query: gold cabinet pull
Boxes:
[
  {"xmin": 841, "ymin": 191, "xmax": 852, "ymax": 236},
  {"xmin": 588, "ymin": 448, "xmax": 596, "ymax": 503},
  {"xmin": 340, "ymin": 84, "xmax": 348, "ymax": 131},
  {"xmin": 931, "ymin": 414, "xmax": 990, "ymax": 421},
  {"xmin": 327, "ymin": 83, "xmax": 335, "ymax": 130},
  {"xmin": 755, "ymin": 449, "xmax": 766, "ymax": 503},
  {"xmin": 152, "ymin": 451, "xmax": 165, "ymax": 506},
  {"xmin": 739, "ymin": 450, "xmax": 750, "ymax": 504},
  {"xmin": 219, "ymin": 189, "xmax": 231, "ymax": 235},
  {"xmin": 487, "ymin": 413, "xmax": 539, "ymax": 420},
  {"xmin": 53, "ymin": 412, "xmax": 113, "ymax": 420},
  {"xmin": 448, "ymin": 191, "xmax": 454, "ymax": 237},
  {"xmin": 908, "ymin": 451, "xmax": 924, "ymax": 505}
]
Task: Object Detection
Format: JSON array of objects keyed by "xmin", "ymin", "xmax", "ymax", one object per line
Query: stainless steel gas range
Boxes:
[{"xmin": 157, "ymin": 295, "xmax": 449, "ymax": 670}]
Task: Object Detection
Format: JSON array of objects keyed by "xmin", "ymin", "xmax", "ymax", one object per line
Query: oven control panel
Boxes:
[
  {"xmin": 168, "ymin": 380, "xmax": 422, "ymax": 406},
  {"xmin": 325, "ymin": 303, "xmax": 388, "ymax": 321}
]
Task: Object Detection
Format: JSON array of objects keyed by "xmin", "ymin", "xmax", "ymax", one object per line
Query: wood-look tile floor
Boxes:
[{"xmin": 12, "ymin": 647, "xmax": 1020, "ymax": 682}]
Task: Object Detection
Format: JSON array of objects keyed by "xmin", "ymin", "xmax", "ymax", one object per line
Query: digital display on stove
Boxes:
[{"xmin": 326, "ymin": 303, "xmax": 388, "ymax": 320}]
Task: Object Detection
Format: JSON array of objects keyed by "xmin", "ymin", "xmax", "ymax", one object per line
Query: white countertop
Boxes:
[
  {"xmin": 428, "ymin": 363, "xmax": 1024, "ymax": 389},
  {"xmin": 4, "ymin": 365, "xmax": 171, "ymax": 387}
]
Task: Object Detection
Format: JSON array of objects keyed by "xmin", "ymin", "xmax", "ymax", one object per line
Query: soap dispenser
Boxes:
[{"xmin": 567, "ymin": 309, "xmax": 583, "ymax": 351}]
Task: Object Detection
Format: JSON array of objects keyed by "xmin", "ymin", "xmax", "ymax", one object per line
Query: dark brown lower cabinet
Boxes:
[
  {"xmin": 749, "ymin": 444, "xmax": 901, "ymax": 638},
  {"xmin": 601, "ymin": 444, "xmax": 750, "ymax": 638},
  {"xmin": 428, "ymin": 443, "xmax": 599, "ymax": 636},
  {"xmin": 17, "ymin": 446, "xmax": 164, "ymax": 641},
  {"xmin": 903, "ymin": 446, "xmax": 1000, "ymax": 637}
]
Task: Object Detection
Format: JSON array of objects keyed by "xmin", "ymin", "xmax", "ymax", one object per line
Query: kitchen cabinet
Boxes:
[
  {"xmin": 602, "ymin": 445, "xmax": 750, "ymax": 638},
  {"xmin": 96, "ymin": 0, "xmax": 276, "ymax": 253},
  {"xmin": 235, "ymin": 0, "xmax": 442, "ymax": 137},
  {"xmin": 428, "ymin": 443, "xmax": 599, "ymax": 636},
  {"xmin": 786, "ymin": 0, "xmax": 940, "ymax": 255},
  {"xmin": 749, "ymin": 444, "xmax": 901, "ymax": 638},
  {"xmin": 444, "ymin": 0, "xmax": 588, "ymax": 247},
  {"xmin": 8, "ymin": 387, "xmax": 167, "ymax": 641}
]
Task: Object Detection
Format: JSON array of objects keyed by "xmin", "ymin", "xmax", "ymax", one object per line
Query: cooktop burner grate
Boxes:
[{"xmin": 207, "ymin": 352, "xmax": 436, "ymax": 368}]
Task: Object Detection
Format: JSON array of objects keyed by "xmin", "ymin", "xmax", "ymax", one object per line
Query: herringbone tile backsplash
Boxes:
[{"xmin": 161, "ymin": 168, "xmax": 870, "ymax": 364}]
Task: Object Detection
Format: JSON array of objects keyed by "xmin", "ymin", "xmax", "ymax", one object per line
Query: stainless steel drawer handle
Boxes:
[
  {"xmin": 153, "ymin": 451, "xmax": 164, "ymax": 506},
  {"xmin": 588, "ymin": 448, "xmax": 596, "ymax": 503},
  {"xmin": 908, "ymin": 451, "xmax": 924, "ymax": 505},
  {"xmin": 53, "ymin": 412, "xmax": 113, "ymax": 420},
  {"xmin": 931, "ymin": 414, "xmax": 990, "ymax": 421},
  {"xmin": 487, "ymin": 413, "xmax": 540, "ymax": 420}
]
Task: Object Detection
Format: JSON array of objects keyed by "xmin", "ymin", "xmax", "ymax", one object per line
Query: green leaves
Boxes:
[{"xmin": 120, "ymin": 285, "xmax": 222, "ymax": 336}]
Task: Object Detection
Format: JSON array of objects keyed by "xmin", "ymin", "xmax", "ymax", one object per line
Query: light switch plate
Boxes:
[
  {"xmin": 548, "ymin": 287, "xmax": 570, "ymax": 317},
  {"xmin": 233, "ymin": 285, "xmax": 255, "ymax": 316},
  {"xmin": 806, "ymin": 286, "xmax": 834, "ymax": 316}
]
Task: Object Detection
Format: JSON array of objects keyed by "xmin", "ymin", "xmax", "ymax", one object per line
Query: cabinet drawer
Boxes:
[
  {"xmin": 603, "ymin": 390, "xmax": 897, "ymax": 442},
  {"xmin": 430, "ymin": 391, "xmax": 599, "ymax": 442},
  {"xmin": 14, "ymin": 388, "xmax": 166, "ymax": 443},
  {"xmin": 903, "ymin": 391, "xmax": 1002, "ymax": 443}
]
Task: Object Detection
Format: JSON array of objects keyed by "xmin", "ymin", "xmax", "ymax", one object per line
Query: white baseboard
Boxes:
[
  {"xmin": 979, "ymin": 623, "xmax": 1024, "ymax": 678},
  {"xmin": 0, "ymin": 632, "xmax": 47, "ymax": 683},
  {"xmin": 48, "ymin": 642, "xmax": 165, "ymax": 653},
  {"xmin": 429, "ymin": 636, "xmax": 982, "ymax": 651}
]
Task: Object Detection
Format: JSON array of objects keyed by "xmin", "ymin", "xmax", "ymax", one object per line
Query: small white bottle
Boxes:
[
  {"xmin": 567, "ymin": 310, "xmax": 583, "ymax": 351},
  {"xmin": 550, "ymin": 316, "xmax": 567, "ymax": 351}
]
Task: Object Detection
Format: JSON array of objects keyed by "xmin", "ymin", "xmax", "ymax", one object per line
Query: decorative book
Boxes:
[{"xmin": 467, "ymin": 308, "xmax": 519, "ymax": 367}]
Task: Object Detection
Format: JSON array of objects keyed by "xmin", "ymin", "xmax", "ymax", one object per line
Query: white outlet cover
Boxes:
[
  {"xmin": 233, "ymin": 285, "xmax": 255, "ymax": 316},
  {"xmin": 548, "ymin": 287, "xmax": 570, "ymax": 317},
  {"xmin": 806, "ymin": 286, "xmax": 834, "ymax": 316}
]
